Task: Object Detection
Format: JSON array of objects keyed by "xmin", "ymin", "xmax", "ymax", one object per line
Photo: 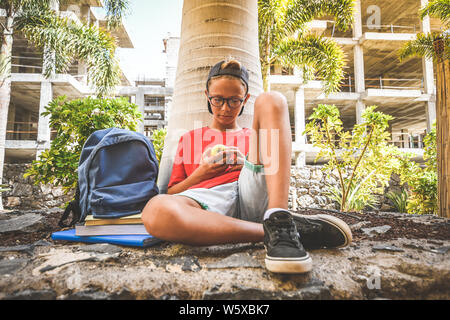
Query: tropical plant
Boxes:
[
  {"xmin": 395, "ymin": 123, "xmax": 438, "ymax": 215},
  {"xmin": 0, "ymin": 0, "xmax": 129, "ymax": 96},
  {"xmin": 23, "ymin": 96, "xmax": 141, "ymax": 193},
  {"xmin": 385, "ymin": 189, "xmax": 409, "ymax": 213},
  {"xmin": 150, "ymin": 127, "xmax": 167, "ymax": 165},
  {"xmin": 304, "ymin": 104, "xmax": 399, "ymax": 212},
  {"xmin": 0, "ymin": 0, "xmax": 130, "ymax": 209},
  {"xmin": 399, "ymin": 0, "xmax": 449, "ymax": 62},
  {"xmin": 327, "ymin": 181, "xmax": 380, "ymax": 213},
  {"xmin": 258, "ymin": 0, "xmax": 355, "ymax": 92}
]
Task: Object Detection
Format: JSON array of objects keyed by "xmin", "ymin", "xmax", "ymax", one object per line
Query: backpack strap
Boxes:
[{"xmin": 58, "ymin": 184, "xmax": 81, "ymax": 228}]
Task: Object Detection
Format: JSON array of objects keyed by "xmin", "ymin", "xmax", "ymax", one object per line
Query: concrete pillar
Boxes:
[
  {"xmin": 401, "ymin": 129, "xmax": 408, "ymax": 148},
  {"xmin": 136, "ymin": 89, "xmax": 145, "ymax": 134},
  {"xmin": 294, "ymin": 87, "xmax": 306, "ymax": 167},
  {"xmin": 354, "ymin": 45, "xmax": 366, "ymax": 124},
  {"xmin": 421, "ymin": 0, "xmax": 436, "ymax": 132},
  {"xmin": 78, "ymin": 61, "xmax": 88, "ymax": 85},
  {"xmin": 426, "ymin": 101, "xmax": 437, "ymax": 130},
  {"xmin": 294, "ymin": 87, "xmax": 306, "ymax": 144},
  {"xmin": 356, "ymin": 100, "xmax": 366, "ymax": 124},
  {"xmin": 353, "ymin": 0, "xmax": 366, "ymax": 124},
  {"xmin": 36, "ymin": 81, "xmax": 53, "ymax": 159},
  {"xmin": 353, "ymin": 0, "xmax": 363, "ymax": 38}
]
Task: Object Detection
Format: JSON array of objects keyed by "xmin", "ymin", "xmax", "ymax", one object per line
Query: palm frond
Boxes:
[
  {"xmin": 420, "ymin": 0, "xmax": 450, "ymax": 27},
  {"xmin": 275, "ymin": 34, "xmax": 346, "ymax": 93},
  {"xmin": 285, "ymin": 0, "xmax": 355, "ymax": 34},
  {"xmin": 15, "ymin": 7, "xmax": 120, "ymax": 96},
  {"xmin": 102, "ymin": 0, "xmax": 130, "ymax": 29},
  {"xmin": 398, "ymin": 32, "xmax": 450, "ymax": 61}
]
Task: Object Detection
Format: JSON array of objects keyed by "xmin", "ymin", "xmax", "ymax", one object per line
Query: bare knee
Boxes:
[
  {"xmin": 254, "ymin": 91, "xmax": 288, "ymax": 114},
  {"xmin": 142, "ymin": 194, "xmax": 180, "ymax": 238}
]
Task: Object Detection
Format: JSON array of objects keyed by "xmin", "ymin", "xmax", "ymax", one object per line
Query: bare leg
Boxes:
[
  {"xmin": 142, "ymin": 92, "xmax": 291, "ymax": 246},
  {"xmin": 247, "ymin": 92, "xmax": 292, "ymax": 210},
  {"xmin": 142, "ymin": 194, "xmax": 264, "ymax": 246}
]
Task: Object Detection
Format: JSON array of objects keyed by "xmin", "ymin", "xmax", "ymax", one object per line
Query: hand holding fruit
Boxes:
[{"xmin": 195, "ymin": 145, "xmax": 245, "ymax": 181}]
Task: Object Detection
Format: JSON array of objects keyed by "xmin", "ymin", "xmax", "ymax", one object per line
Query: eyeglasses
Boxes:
[{"xmin": 208, "ymin": 96, "xmax": 244, "ymax": 109}]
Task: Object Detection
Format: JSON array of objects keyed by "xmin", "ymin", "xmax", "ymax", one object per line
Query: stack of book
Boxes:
[
  {"xmin": 75, "ymin": 213, "xmax": 147, "ymax": 236},
  {"xmin": 51, "ymin": 213, "xmax": 162, "ymax": 248}
]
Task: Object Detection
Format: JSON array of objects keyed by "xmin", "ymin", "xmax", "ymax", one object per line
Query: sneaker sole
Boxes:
[
  {"xmin": 291, "ymin": 213, "xmax": 353, "ymax": 248},
  {"xmin": 265, "ymin": 254, "xmax": 313, "ymax": 274}
]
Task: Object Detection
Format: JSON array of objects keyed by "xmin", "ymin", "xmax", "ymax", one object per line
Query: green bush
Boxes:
[
  {"xmin": 24, "ymin": 96, "xmax": 142, "ymax": 194},
  {"xmin": 150, "ymin": 127, "xmax": 167, "ymax": 165},
  {"xmin": 304, "ymin": 104, "xmax": 399, "ymax": 212},
  {"xmin": 385, "ymin": 189, "xmax": 409, "ymax": 213},
  {"xmin": 395, "ymin": 123, "xmax": 437, "ymax": 215}
]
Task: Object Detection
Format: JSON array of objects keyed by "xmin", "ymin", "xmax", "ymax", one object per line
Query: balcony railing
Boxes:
[
  {"xmin": 6, "ymin": 122, "xmax": 57, "ymax": 141},
  {"xmin": 337, "ymin": 76, "xmax": 423, "ymax": 93},
  {"xmin": 361, "ymin": 24, "xmax": 418, "ymax": 34},
  {"xmin": 11, "ymin": 55, "xmax": 43, "ymax": 74}
]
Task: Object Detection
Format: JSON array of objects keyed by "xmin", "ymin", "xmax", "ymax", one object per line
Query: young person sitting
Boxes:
[{"xmin": 142, "ymin": 59, "xmax": 352, "ymax": 274}]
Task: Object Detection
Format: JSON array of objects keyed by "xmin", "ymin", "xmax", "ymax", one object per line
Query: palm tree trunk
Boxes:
[
  {"xmin": 262, "ymin": 30, "xmax": 271, "ymax": 92},
  {"xmin": 435, "ymin": 39, "xmax": 450, "ymax": 218},
  {"xmin": 0, "ymin": 14, "xmax": 15, "ymax": 211},
  {"xmin": 157, "ymin": 0, "xmax": 263, "ymax": 193}
]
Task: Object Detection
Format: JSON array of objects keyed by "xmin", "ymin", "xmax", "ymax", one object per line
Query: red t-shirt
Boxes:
[{"xmin": 168, "ymin": 126, "xmax": 252, "ymax": 190}]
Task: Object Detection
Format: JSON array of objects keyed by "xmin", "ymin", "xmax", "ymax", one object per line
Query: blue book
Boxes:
[{"xmin": 51, "ymin": 229, "xmax": 162, "ymax": 248}]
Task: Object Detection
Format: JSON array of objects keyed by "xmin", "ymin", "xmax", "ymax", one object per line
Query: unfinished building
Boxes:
[
  {"xmin": 3, "ymin": 0, "xmax": 442, "ymax": 167},
  {"xmin": 2, "ymin": 0, "xmax": 133, "ymax": 163},
  {"xmin": 270, "ymin": 0, "xmax": 442, "ymax": 165}
]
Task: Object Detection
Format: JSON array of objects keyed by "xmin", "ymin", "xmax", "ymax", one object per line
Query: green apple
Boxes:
[{"xmin": 210, "ymin": 144, "xmax": 227, "ymax": 156}]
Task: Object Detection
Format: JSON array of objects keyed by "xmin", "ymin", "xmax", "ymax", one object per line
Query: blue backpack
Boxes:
[{"xmin": 59, "ymin": 127, "xmax": 160, "ymax": 227}]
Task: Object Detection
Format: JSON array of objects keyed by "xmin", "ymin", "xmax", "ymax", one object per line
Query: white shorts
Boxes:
[{"xmin": 175, "ymin": 157, "xmax": 268, "ymax": 223}]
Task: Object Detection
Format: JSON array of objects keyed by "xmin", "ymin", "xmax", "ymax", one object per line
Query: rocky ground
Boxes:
[{"xmin": 0, "ymin": 208, "xmax": 449, "ymax": 300}]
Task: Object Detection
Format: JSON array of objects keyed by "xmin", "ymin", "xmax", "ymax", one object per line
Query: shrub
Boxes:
[
  {"xmin": 150, "ymin": 127, "xmax": 167, "ymax": 165},
  {"xmin": 395, "ymin": 123, "xmax": 437, "ymax": 215},
  {"xmin": 385, "ymin": 189, "xmax": 409, "ymax": 213},
  {"xmin": 304, "ymin": 104, "xmax": 398, "ymax": 212},
  {"xmin": 24, "ymin": 96, "xmax": 142, "ymax": 194}
]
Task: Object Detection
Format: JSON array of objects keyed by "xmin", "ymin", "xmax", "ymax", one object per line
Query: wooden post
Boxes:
[{"xmin": 434, "ymin": 38, "xmax": 450, "ymax": 218}]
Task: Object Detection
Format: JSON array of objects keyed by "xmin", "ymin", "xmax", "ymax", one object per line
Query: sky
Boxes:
[{"xmin": 113, "ymin": 0, "xmax": 184, "ymax": 82}]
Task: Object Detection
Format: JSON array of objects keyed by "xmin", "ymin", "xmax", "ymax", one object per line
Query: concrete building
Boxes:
[
  {"xmin": 115, "ymin": 35, "xmax": 179, "ymax": 138},
  {"xmin": 271, "ymin": 0, "xmax": 442, "ymax": 166},
  {"xmin": 3, "ymin": 0, "xmax": 442, "ymax": 167},
  {"xmin": 3, "ymin": 0, "xmax": 133, "ymax": 163}
]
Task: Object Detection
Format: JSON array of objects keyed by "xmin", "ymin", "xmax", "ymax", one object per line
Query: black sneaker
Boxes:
[
  {"xmin": 263, "ymin": 211, "xmax": 312, "ymax": 274},
  {"xmin": 291, "ymin": 212, "xmax": 352, "ymax": 250}
]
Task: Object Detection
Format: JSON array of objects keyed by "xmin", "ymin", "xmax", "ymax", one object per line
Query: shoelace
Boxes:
[{"xmin": 268, "ymin": 218, "xmax": 301, "ymax": 248}]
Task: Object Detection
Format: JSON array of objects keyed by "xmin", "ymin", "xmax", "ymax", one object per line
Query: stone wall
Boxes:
[
  {"xmin": 1, "ymin": 164, "xmax": 74, "ymax": 210},
  {"xmin": 289, "ymin": 166, "xmax": 402, "ymax": 212},
  {"xmin": 2, "ymin": 163, "xmax": 401, "ymax": 212}
]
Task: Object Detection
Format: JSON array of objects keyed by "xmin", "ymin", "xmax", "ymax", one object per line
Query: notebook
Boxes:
[
  {"xmin": 84, "ymin": 213, "xmax": 142, "ymax": 226},
  {"xmin": 75, "ymin": 223, "xmax": 148, "ymax": 236},
  {"xmin": 51, "ymin": 229, "xmax": 162, "ymax": 248}
]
